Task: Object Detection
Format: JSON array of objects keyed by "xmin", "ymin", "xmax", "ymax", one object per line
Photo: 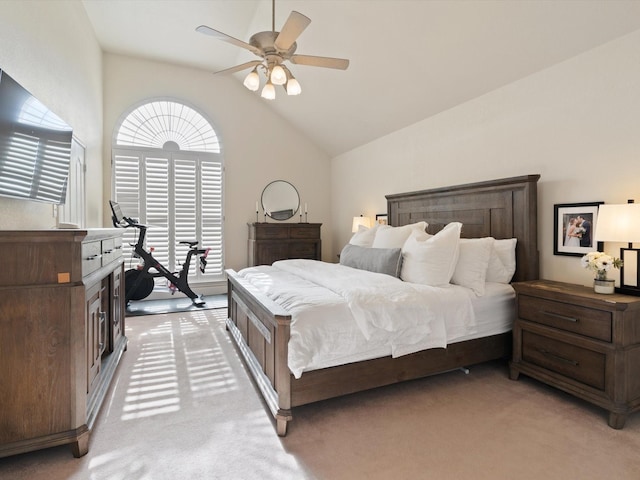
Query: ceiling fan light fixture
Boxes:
[
  {"xmin": 261, "ymin": 80, "xmax": 276, "ymax": 100},
  {"xmin": 286, "ymin": 77, "xmax": 302, "ymax": 96},
  {"xmin": 270, "ymin": 64, "xmax": 287, "ymax": 85},
  {"xmin": 243, "ymin": 68, "xmax": 260, "ymax": 91},
  {"xmin": 197, "ymin": 1, "xmax": 349, "ymax": 100}
]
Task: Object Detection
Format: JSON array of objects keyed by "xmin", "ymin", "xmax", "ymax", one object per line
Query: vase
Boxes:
[{"xmin": 594, "ymin": 278, "xmax": 615, "ymax": 294}]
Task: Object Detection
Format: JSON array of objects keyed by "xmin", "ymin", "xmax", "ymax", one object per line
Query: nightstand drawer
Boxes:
[
  {"xmin": 519, "ymin": 295, "xmax": 612, "ymax": 342},
  {"xmin": 522, "ymin": 331, "xmax": 605, "ymax": 390}
]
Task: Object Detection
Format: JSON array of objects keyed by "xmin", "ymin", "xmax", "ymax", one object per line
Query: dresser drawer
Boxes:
[
  {"xmin": 101, "ymin": 238, "xmax": 116, "ymax": 266},
  {"xmin": 290, "ymin": 226, "xmax": 320, "ymax": 239},
  {"xmin": 82, "ymin": 241, "xmax": 102, "ymax": 276},
  {"xmin": 522, "ymin": 331, "xmax": 606, "ymax": 390},
  {"xmin": 254, "ymin": 227, "xmax": 289, "ymax": 240},
  {"xmin": 289, "ymin": 243, "xmax": 318, "ymax": 258},
  {"xmin": 519, "ymin": 295, "xmax": 612, "ymax": 342}
]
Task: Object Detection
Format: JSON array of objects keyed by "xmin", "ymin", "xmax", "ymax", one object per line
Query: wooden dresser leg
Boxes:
[
  {"xmin": 71, "ymin": 431, "xmax": 90, "ymax": 458},
  {"xmin": 276, "ymin": 417, "xmax": 288, "ymax": 437},
  {"xmin": 508, "ymin": 364, "xmax": 520, "ymax": 381},
  {"xmin": 608, "ymin": 412, "xmax": 626, "ymax": 429}
]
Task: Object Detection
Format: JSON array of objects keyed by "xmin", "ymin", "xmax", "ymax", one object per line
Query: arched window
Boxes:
[{"xmin": 112, "ymin": 100, "xmax": 223, "ymax": 288}]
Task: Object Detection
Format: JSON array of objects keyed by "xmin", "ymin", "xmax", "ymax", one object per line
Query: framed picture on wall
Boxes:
[
  {"xmin": 554, "ymin": 202, "xmax": 604, "ymax": 256},
  {"xmin": 376, "ymin": 214, "xmax": 388, "ymax": 225}
]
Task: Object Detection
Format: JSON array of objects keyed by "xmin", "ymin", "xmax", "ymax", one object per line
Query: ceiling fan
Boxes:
[{"xmin": 196, "ymin": 0, "xmax": 349, "ymax": 99}]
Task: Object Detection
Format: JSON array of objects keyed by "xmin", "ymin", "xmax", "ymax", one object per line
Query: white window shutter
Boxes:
[{"xmin": 113, "ymin": 148, "xmax": 224, "ymax": 284}]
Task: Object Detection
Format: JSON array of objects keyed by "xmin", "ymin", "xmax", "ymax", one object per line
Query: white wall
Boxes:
[
  {"xmin": 331, "ymin": 29, "xmax": 640, "ymax": 288},
  {"xmin": 0, "ymin": 0, "xmax": 103, "ymax": 228},
  {"xmin": 102, "ymin": 54, "xmax": 332, "ymax": 272}
]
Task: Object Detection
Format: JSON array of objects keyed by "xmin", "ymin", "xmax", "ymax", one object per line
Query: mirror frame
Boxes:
[{"xmin": 261, "ymin": 180, "xmax": 300, "ymax": 221}]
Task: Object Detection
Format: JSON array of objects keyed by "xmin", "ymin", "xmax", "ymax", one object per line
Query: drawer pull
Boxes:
[
  {"xmin": 542, "ymin": 311, "xmax": 578, "ymax": 323},
  {"xmin": 85, "ymin": 254, "xmax": 103, "ymax": 261},
  {"xmin": 538, "ymin": 348, "xmax": 579, "ymax": 366}
]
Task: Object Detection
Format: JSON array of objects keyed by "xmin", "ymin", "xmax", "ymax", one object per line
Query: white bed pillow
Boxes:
[
  {"xmin": 349, "ymin": 223, "xmax": 379, "ymax": 247},
  {"xmin": 371, "ymin": 221, "xmax": 427, "ymax": 249},
  {"xmin": 486, "ymin": 238, "xmax": 517, "ymax": 284},
  {"xmin": 451, "ymin": 237, "xmax": 494, "ymax": 296},
  {"xmin": 400, "ymin": 222, "xmax": 461, "ymax": 286}
]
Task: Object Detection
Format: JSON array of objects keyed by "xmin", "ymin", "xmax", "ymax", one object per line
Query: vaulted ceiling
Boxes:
[{"xmin": 82, "ymin": 0, "xmax": 640, "ymax": 157}]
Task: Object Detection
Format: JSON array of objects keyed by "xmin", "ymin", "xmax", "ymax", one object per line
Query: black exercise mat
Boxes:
[{"xmin": 126, "ymin": 294, "xmax": 227, "ymax": 317}]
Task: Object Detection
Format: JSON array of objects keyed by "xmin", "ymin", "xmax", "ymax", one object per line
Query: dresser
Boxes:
[
  {"xmin": 0, "ymin": 229, "xmax": 126, "ymax": 458},
  {"xmin": 509, "ymin": 280, "xmax": 640, "ymax": 428},
  {"xmin": 248, "ymin": 222, "xmax": 322, "ymax": 266}
]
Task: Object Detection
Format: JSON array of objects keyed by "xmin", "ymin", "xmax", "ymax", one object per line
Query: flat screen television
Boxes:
[{"xmin": 0, "ymin": 68, "xmax": 73, "ymax": 204}]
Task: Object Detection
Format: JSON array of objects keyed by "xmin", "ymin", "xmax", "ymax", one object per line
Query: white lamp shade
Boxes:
[
  {"xmin": 286, "ymin": 78, "xmax": 302, "ymax": 95},
  {"xmin": 261, "ymin": 82, "xmax": 276, "ymax": 100},
  {"xmin": 352, "ymin": 216, "xmax": 372, "ymax": 232},
  {"xmin": 595, "ymin": 204, "xmax": 640, "ymax": 242},
  {"xmin": 270, "ymin": 65, "xmax": 287, "ymax": 85},
  {"xmin": 243, "ymin": 70, "xmax": 260, "ymax": 91}
]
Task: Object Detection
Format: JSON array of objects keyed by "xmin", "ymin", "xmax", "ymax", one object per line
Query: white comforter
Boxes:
[{"xmin": 238, "ymin": 259, "xmax": 478, "ymax": 378}]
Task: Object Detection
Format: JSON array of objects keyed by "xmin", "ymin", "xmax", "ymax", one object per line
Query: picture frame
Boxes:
[
  {"xmin": 554, "ymin": 202, "xmax": 604, "ymax": 256},
  {"xmin": 375, "ymin": 213, "xmax": 388, "ymax": 225}
]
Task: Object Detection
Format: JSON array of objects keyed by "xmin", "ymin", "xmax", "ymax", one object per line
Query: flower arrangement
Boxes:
[{"xmin": 580, "ymin": 251, "xmax": 623, "ymax": 280}]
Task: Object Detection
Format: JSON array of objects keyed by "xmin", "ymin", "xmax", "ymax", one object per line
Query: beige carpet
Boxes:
[{"xmin": 1, "ymin": 309, "xmax": 639, "ymax": 480}]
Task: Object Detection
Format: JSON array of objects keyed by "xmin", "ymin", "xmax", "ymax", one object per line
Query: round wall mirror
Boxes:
[{"xmin": 261, "ymin": 180, "xmax": 300, "ymax": 221}]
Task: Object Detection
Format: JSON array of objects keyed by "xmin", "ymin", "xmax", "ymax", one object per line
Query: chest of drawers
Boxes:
[
  {"xmin": 509, "ymin": 280, "xmax": 640, "ymax": 428},
  {"xmin": 248, "ymin": 222, "xmax": 322, "ymax": 266}
]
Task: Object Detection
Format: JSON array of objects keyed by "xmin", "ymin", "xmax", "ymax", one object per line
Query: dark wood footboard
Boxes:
[{"xmin": 226, "ymin": 269, "xmax": 292, "ymax": 435}]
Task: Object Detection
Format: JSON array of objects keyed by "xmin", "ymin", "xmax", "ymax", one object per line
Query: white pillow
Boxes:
[
  {"xmin": 400, "ymin": 222, "xmax": 462, "ymax": 286},
  {"xmin": 486, "ymin": 238, "xmax": 517, "ymax": 284},
  {"xmin": 349, "ymin": 223, "xmax": 379, "ymax": 247},
  {"xmin": 451, "ymin": 237, "xmax": 494, "ymax": 296},
  {"xmin": 371, "ymin": 221, "xmax": 427, "ymax": 249}
]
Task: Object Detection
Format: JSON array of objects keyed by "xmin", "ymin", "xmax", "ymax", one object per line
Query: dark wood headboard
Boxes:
[{"xmin": 386, "ymin": 174, "xmax": 540, "ymax": 282}]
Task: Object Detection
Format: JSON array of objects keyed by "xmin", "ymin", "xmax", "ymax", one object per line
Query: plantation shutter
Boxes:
[
  {"xmin": 112, "ymin": 151, "xmax": 140, "ymax": 264},
  {"xmin": 112, "ymin": 147, "xmax": 223, "ymax": 283}
]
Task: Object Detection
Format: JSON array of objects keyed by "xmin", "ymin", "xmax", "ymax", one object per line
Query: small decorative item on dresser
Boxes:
[{"xmin": 580, "ymin": 251, "xmax": 622, "ymax": 294}]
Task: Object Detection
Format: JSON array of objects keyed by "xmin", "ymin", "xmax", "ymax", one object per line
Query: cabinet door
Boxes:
[
  {"xmin": 111, "ymin": 267, "xmax": 124, "ymax": 350},
  {"xmin": 86, "ymin": 282, "xmax": 103, "ymax": 396}
]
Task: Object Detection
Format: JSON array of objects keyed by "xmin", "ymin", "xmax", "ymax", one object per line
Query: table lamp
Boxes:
[{"xmin": 594, "ymin": 201, "xmax": 640, "ymax": 296}]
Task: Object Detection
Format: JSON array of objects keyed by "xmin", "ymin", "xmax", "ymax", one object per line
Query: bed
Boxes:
[{"xmin": 226, "ymin": 174, "xmax": 540, "ymax": 435}]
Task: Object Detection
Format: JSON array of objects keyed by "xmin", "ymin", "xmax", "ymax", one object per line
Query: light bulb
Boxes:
[
  {"xmin": 243, "ymin": 69, "xmax": 260, "ymax": 91},
  {"xmin": 261, "ymin": 81, "xmax": 276, "ymax": 100},
  {"xmin": 286, "ymin": 77, "xmax": 302, "ymax": 96},
  {"xmin": 270, "ymin": 65, "xmax": 287, "ymax": 85}
]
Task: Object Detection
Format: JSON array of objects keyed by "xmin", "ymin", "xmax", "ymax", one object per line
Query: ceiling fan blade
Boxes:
[
  {"xmin": 196, "ymin": 25, "xmax": 263, "ymax": 56},
  {"xmin": 274, "ymin": 11, "xmax": 311, "ymax": 51},
  {"xmin": 290, "ymin": 55, "xmax": 349, "ymax": 70},
  {"xmin": 213, "ymin": 60, "xmax": 262, "ymax": 75}
]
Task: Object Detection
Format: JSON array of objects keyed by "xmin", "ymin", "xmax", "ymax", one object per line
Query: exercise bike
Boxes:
[{"xmin": 109, "ymin": 200, "xmax": 210, "ymax": 306}]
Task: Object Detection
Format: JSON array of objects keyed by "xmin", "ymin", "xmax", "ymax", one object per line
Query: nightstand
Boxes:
[{"xmin": 509, "ymin": 279, "xmax": 640, "ymax": 429}]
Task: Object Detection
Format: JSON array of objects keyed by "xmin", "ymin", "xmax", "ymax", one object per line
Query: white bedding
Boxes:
[{"xmin": 238, "ymin": 259, "xmax": 514, "ymax": 378}]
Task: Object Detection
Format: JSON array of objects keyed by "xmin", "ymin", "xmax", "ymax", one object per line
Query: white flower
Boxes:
[{"xmin": 580, "ymin": 251, "xmax": 622, "ymax": 278}]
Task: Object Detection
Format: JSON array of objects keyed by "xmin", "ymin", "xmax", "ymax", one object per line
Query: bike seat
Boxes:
[{"xmin": 179, "ymin": 240, "xmax": 199, "ymax": 248}]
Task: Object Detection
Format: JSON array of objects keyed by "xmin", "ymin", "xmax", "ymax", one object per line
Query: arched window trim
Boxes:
[{"xmin": 111, "ymin": 97, "xmax": 222, "ymax": 153}]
